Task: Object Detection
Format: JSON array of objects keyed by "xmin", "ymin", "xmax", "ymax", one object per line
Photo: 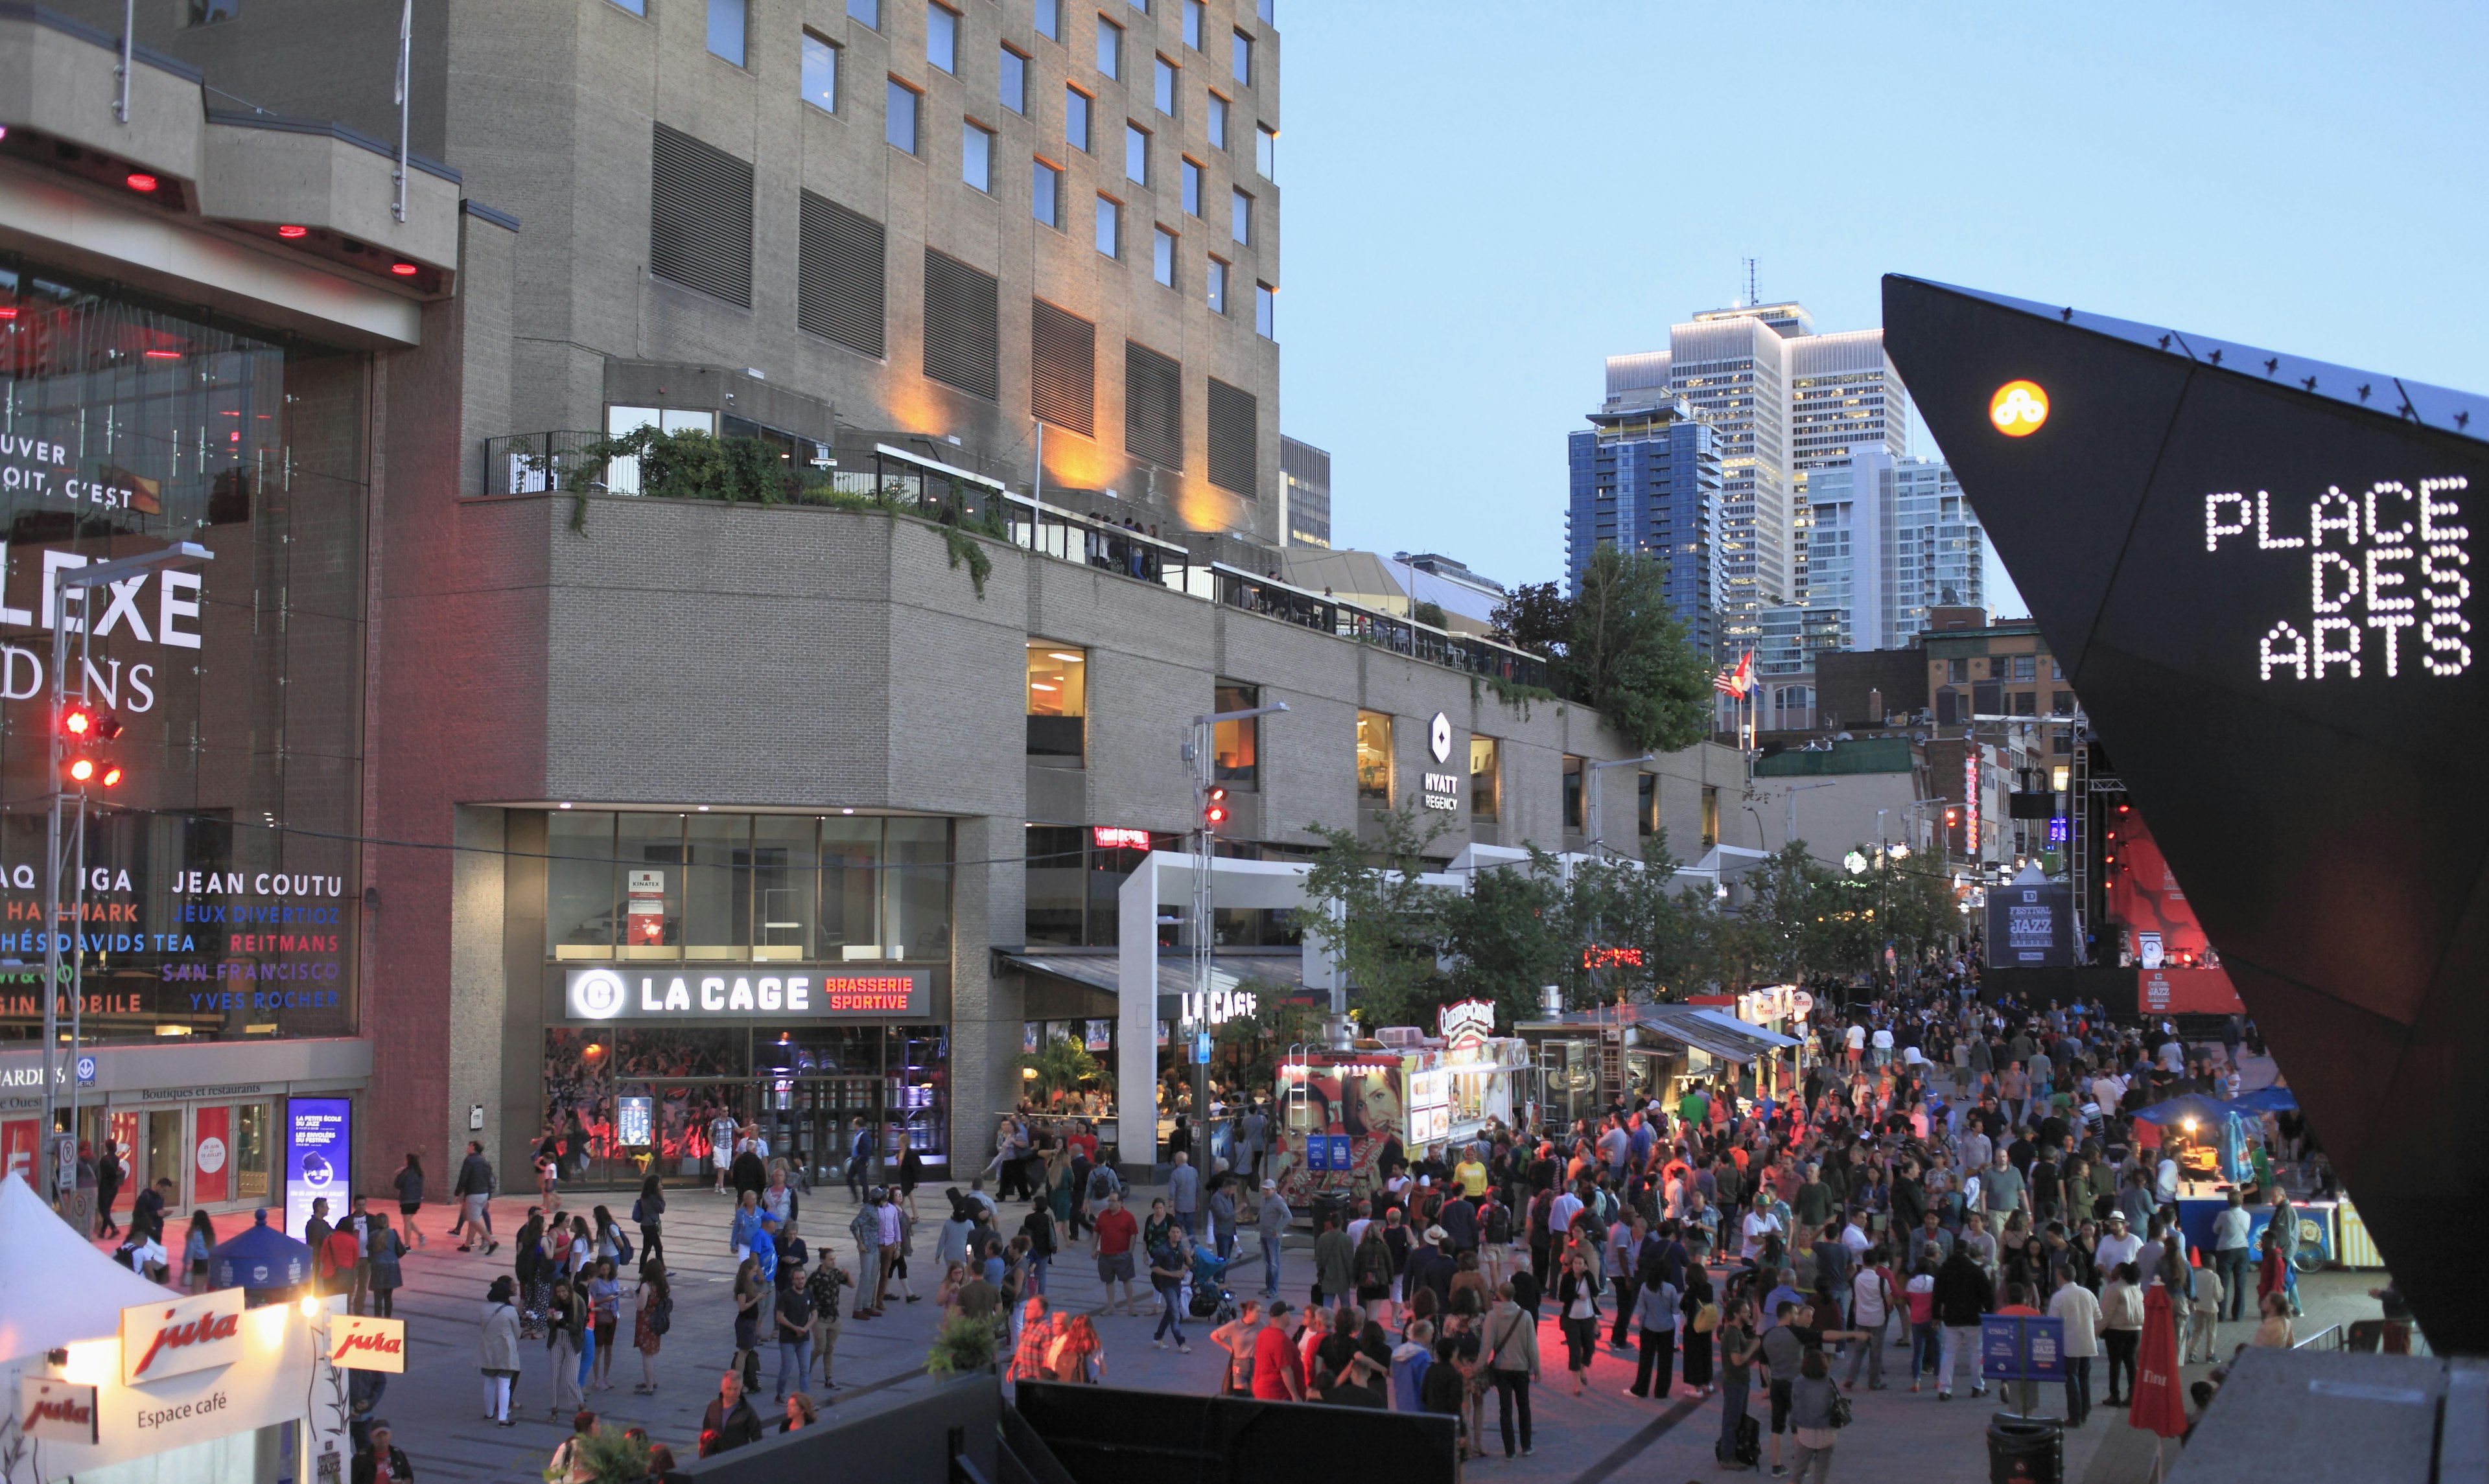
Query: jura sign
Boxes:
[
  {"xmin": 327, "ymin": 1315, "xmax": 407, "ymax": 1373},
  {"xmin": 121, "ymin": 1289, "xmax": 246, "ymax": 1386}
]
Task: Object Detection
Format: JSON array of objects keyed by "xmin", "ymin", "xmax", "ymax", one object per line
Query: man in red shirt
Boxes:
[
  {"xmin": 1251, "ymin": 1301, "xmax": 1307, "ymax": 1400},
  {"xmin": 1091, "ymin": 1194, "xmax": 1142, "ymax": 1315}
]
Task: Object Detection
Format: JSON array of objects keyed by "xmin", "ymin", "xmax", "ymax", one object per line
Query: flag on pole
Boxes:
[{"xmin": 1712, "ymin": 651, "xmax": 1756, "ymax": 697}]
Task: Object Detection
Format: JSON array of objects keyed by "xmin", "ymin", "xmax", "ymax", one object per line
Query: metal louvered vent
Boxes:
[
  {"xmin": 1208, "ymin": 377, "xmax": 1257, "ymax": 494},
  {"xmin": 1031, "ymin": 300, "xmax": 1095, "ymax": 437},
  {"xmin": 923, "ymin": 249, "xmax": 999, "ymax": 401},
  {"xmin": 649, "ymin": 123, "xmax": 754, "ymax": 307},
  {"xmin": 1124, "ymin": 341, "xmax": 1183, "ymax": 471},
  {"xmin": 799, "ymin": 191, "xmax": 885, "ymax": 357}
]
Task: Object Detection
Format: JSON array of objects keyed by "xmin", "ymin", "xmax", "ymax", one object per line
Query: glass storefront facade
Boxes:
[
  {"xmin": 540, "ymin": 811, "xmax": 956, "ymax": 1181},
  {"xmin": 0, "ymin": 256, "xmax": 369, "ymax": 1047}
]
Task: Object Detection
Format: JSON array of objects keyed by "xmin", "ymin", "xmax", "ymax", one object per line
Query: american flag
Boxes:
[{"xmin": 1712, "ymin": 650, "xmax": 1754, "ymax": 697}]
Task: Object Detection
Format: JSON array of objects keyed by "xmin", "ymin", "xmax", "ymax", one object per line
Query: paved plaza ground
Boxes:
[{"xmin": 329, "ymin": 1177, "xmax": 2382, "ymax": 1484}]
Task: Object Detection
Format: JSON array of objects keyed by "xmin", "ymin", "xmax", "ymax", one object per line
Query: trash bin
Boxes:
[{"xmin": 1987, "ymin": 1416, "xmax": 2062, "ymax": 1484}]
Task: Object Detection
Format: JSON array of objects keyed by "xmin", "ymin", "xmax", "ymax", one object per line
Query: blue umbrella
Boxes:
[
  {"xmin": 2231, "ymin": 1086, "xmax": 2297, "ymax": 1113},
  {"xmin": 207, "ymin": 1207, "xmax": 314, "ymax": 1303},
  {"xmin": 2132, "ymin": 1092, "xmax": 2239, "ymax": 1126}
]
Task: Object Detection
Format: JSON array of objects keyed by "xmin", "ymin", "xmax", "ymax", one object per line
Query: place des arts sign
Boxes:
[{"xmin": 1884, "ymin": 274, "xmax": 2489, "ymax": 1352}]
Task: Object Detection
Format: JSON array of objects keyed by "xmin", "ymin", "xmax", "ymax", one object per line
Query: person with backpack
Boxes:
[
  {"xmin": 631, "ymin": 1262, "xmax": 670, "ymax": 1395},
  {"xmin": 1842, "ymin": 1244, "xmax": 1900, "ymax": 1392},
  {"xmin": 1680, "ymin": 1268, "xmax": 1719, "ymax": 1398},
  {"xmin": 631, "ymin": 1175, "xmax": 666, "ymax": 1273}
]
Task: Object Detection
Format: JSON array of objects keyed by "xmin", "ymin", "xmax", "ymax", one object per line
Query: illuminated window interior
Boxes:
[{"xmin": 1356, "ymin": 710, "xmax": 1392, "ymax": 801}]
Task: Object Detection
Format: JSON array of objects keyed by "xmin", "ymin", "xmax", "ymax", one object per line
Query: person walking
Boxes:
[
  {"xmin": 1555, "ymin": 1249, "xmax": 1602, "ymax": 1396},
  {"xmin": 1313, "ymin": 1210, "xmax": 1355, "ymax": 1314},
  {"xmin": 631, "ymin": 1263, "xmax": 669, "ymax": 1395},
  {"xmin": 1168, "ymin": 1150, "xmax": 1200, "ymax": 1237},
  {"xmin": 452, "ymin": 1142, "xmax": 498, "ymax": 1254},
  {"xmin": 544, "ymin": 1278, "xmax": 587, "ymax": 1421},
  {"xmin": 393, "ymin": 1155, "xmax": 428, "ymax": 1250},
  {"xmin": 1091, "ymin": 1193, "xmax": 1142, "ymax": 1316},
  {"xmin": 1628, "ymin": 1267, "xmax": 1681, "ymax": 1400},
  {"xmin": 1484, "ymin": 1283, "xmax": 1541, "ymax": 1459},
  {"xmin": 2046, "ymin": 1266, "xmax": 2100, "ymax": 1425},
  {"xmin": 2185, "ymin": 1250, "xmax": 2226, "ymax": 1363},
  {"xmin": 697, "ymin": 1371, "xmax": 764, "ymax": 1458},
  {"xmin": 805, "ymin": 1249, "xmax": 850, "ymax": 1391},
  {"xmin": 479, "ymin": 1277, "xmax": 522, "ymax": 1428},
  {"xmin": 771, "ymin": 1264, "xmax": 815, "ymax": 1402},
  {"xmin": 367, "ymin": 1214, "xmax": 407, "ymax": 1319},
  {"xmin": 585, "ymin": 1258, "xmax": 622, "ymax": 1392},
  {"xmin": 1932, "ymin": 1243, "xmax": 1994, "ymax": 1401},
  {"xmin": 1680, "ymin": 1269, "xmax": 1718, "ymax": 1398},
  {"xmin": 1715, "ymin": 1299, "xmax": 1763, "ymax": 1470},
  {"xmin": 2099, "ymin": 1262, "xmax": 2144, "ymax": 1406},
  {"xmin": 182, "ymin": 1210, "xmax": 218, "ymax": 1295},
  {"xmin": 94, "ymin": 1139, "xmax": 123, "ymax": 1240},
  {"xmin": 2209, "ymin": 1189, "xmax": 2252, "ymax": 1321},
  {"xmin": 1257, "ymin": 1181, "xmax": 1291, "ymax": 1303},
  {"xmin": 1784, "ymin": 1350, "xmax": 1842, "ymax": 1484},
  {"xmin": 1841, "ymin": 1246, "xmax": 1897, "ymax": 1393},
  {"xmin": 633, "ymin": 1174, "xmax": 666, "ymax": 1273},
  {"xmin": 1148, "ymin": 1236, "xmax": 1193, "ymax": 1353}
]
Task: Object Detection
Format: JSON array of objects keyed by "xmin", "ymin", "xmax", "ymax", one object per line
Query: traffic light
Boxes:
[
  {"xmin": 1204, "ymin": 785, "xmax": 1228, "ymax": 831},
  {"xmin": 1944, "ymin": 806, "xmax": 1961, "ymax": 831},
  {"xmin": 60, "ymin": 702, "xmax": 123, "ymax": 791}
]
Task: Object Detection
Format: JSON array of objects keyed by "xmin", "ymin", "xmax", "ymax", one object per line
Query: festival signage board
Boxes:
[
  {"xmin": 119, "ymin": 1290, "xmax": 245, "ymax": 1387},
  {"xmin": 18, "ymin": 1378, "xmax": 97, "ymax": 1444},
  {"xmin": 284, "ymin": 1096, "xmax": 351, "ymax": 1243},
  {"xmin": 326, "ymin": 1316, "xmax": 406, "ymax": 1374}
]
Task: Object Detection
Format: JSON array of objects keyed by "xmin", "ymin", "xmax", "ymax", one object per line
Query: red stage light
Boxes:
[
  {"xmin": 390, "ymin": 262, "xmax": 419, "ymax": 276},
  {"xmin": 126, "ymin": 172, "xmax": 158, "ymax": 192},
  {"xmin": 277, "ymin": 224, "xmax": 309, "ymax": 239}
]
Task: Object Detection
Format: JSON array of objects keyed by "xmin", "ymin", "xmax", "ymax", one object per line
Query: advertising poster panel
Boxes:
[{"xmin": 283, "ymin": 1098, "xmax": 351, "ymax": 1242}]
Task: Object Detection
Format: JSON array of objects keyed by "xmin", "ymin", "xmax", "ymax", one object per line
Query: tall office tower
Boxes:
[
  {"xmin": 71, "ymin": 0, "xmax": 1289, "ymax": 545},
  {"xmin": 1566, "ymin": 399, "xmax": 1725, "ymax": 655},
  {"xmin": 1805, "ymin": 451, "xmax": 1983, "ymax": 650},
  {"xmin": 1605, "ymin": 304, "xmax": 1910, "ymax": 631},
  {"xmin": 1281, "ymin": 435, "xmax": 1332, "ymax": 547}
]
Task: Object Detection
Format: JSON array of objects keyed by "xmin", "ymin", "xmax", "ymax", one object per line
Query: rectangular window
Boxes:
[
  {"xmin": 1562, "ymin": 756, "xmax": 1583, "ymax": 829},
  {"xmin": 797, "ymin": 190, "xmax": 886, "ymax": 356},
  {"xmin": 887, "ymin": 78, "xmax": 920, "ymax": 152},
  {"xmin": 1207, "ymin": 376, "xmax": 1254, "ymax": 492},
  {"xmin": 1358, "ymin": 712, "xmax": 1394, "ymax": 803},
  {"xmin": 1032, "ymin": 157, "xmax": 1063, "ymax": 226},
  {"xmin": 1097, "ymin": 17, "xmax": 1121, "ymax": 78},
  {"xmin": 1254, "ymin": 281, "xmax": 1274, "ymax": 338},
  {"xmin": 1027, "ymin": 642, "xmax": 1088, "ymax": 759},
  {"xmin": 1214, "ymin": 682, "xmax": 1260, "ymax": 783},
  {"xmin": 923, "ymin": 248, "xmax": 1001, "ymax": 400},
  {"xmin": 1230, "ymin": 187, "xmax": 1250, "ymax": 242},
  {"xmin": 2011, "ymin": 653, "xmax": 2037, "ymax": 680},
  {"xmin": 1035, "ymin": 0, "xmax": 1060, "ymax": 38},
  {"xmin": 1230, "ymin": 28, "xmax": 1250, "ymax": 84},
  {"xmin": 1471, "ymin": 736, "xmax": 1500, "ymax": 820},
  {"xmin": 548, "ymin": 810, "xmax": 619, "ymax": 958},
  {"xmin": 1031, "ymin": 297, "xmax": 1097, "ymax": 435},
  {"xmin": 1023, "ymin": 826, "xmax": 1086, "ymax": 946},
  {"xmin": 1124, "ymin": 340, "xmax": 1182, "ymax": 468},
  {"xmin": 1001, "ymin": 45, "xmax": 1029, "ymax": 111},
  {"xmin": 1256, "ymin": 122, "xmax": 1276, "ymax": 178},
  {"xmin": 1637, "ymin": 772, "xmax": 1657, "ymax": 836},
  {"xmin": 1205, "ymin": 255, "xmax": 1227, "ymax": 313},
  {"xmin": 1206, "ymin": 91, "xmax": 1228, "ymax": 148},
  {"xmin": 1257, "ymin": 0, "xmax": 1273, "ymax": 19},
  {"xmin": 185, "ymin": 0, "xmax": 241, "ymax": 21},
  {"xmin": 707, "ymin": 0, "xmax": 747, "ymax": 64},
  {"xmin": 1125, "ymin": 122, "xmax": 1149, "ymax": 185},
  {"xmin": 963, "ymin": 120, "xmax": 994, "ymax": 191},
  {"xmin": 928, "ymin": 4, "xmax": 959, "ymax": 70},
  {"xmin": 1155, "ymin": 54, "xmax": 1178, "ymax": 115},
  {"xmin": 1180, "ymin": 156, "xmax": 1202, "ymax": 214},
  {"xmin": 1065, "ymin": 86, "xmax": 1092, "ymax": 151},
  {"xmin": 1152, "ymin": 226, "xmax": 1175, "ymax": 286},
  {"xmin": 1183, "ymin": 0, "xmax": 1204, "ymax": 49},
  {"xmin": 849, "ymin": 0, "xmax": 879, "ymax": 25},
  {"xmin": 1701, "ymin": 785, "xmax": 1719, "ymax": 848},
  {"xmin": 1095, "ymin": 194, "xmax": 1119, "ymax": 257},
  {"xmin": 605, "ymin": 0, "xmax": 644, "ymax": 14},
  {"xmin": 1947, "ymin": 657, "xmax": 1969, "ymax": 684},
  {"xmin": 801, "ymin": 30, "xmax": 839, "ymax": 112}
]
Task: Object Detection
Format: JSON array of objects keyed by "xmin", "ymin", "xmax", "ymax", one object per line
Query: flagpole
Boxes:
[{"xmin": 393, "ymin": 0, "xmax": 412, "ymax": 223}]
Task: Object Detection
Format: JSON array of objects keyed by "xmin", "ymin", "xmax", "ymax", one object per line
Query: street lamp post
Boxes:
[
  {"xmin": 40, "ymin": 543, "xmax": 213, "ymax": 1209},
  {"xmin": 1184, "ymin": 701, "xmax": 1287, "ymax": 1159}
]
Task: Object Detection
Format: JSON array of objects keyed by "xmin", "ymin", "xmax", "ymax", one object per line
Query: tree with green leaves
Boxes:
[
  {"xmin": 1213, "ymin": 988, "xmax": 1329, "ymax": 1090},
  {"xmin": 1490, "ymin": 581, "xmax": 1571, "ymax": 658},
  {"xmin": 1300, "ymin": 802, "xmax": 1458, "ymax": 1032},
  {"xmin": 1016, "ymin": 1034, "xmax": 1106, "ymax": 1105},
  {"xmin": 1566, "ymin": 546, "xmax": 1714, "ymax": 755},
  {"xmin": 1440, "ymin": 848, "xmax": 1573, "ymax": 1025}
]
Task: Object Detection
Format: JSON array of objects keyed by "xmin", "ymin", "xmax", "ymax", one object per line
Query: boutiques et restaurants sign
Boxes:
[{"xmin": 563, "ymin": 967, "xmax": 929, "ymax": 1023}]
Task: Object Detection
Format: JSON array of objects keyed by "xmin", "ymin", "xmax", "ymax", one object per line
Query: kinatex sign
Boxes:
[{"xmin": 563, "ymin": 966, "xmax": 929, "ymax": 1023}]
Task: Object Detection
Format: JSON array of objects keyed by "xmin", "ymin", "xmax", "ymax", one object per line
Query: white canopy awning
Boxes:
[{"xmin": 0, "ymin": 1171, "xmax": 168, "ymax": 1365}]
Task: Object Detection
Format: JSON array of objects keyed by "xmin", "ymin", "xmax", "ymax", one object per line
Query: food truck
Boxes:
[{"xmin": 1268, "ymin": 999, "xmax": 1531, "ymax": 1205}]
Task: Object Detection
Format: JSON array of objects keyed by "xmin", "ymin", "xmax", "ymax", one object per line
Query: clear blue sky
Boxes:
[{"xmin": 1274, "ymin": 2, "xmax": 2489, "ymax": 619}]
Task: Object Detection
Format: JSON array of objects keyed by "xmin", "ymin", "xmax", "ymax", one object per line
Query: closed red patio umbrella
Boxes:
[{"xmin": 2129, "ymin": 1281, "xmax": 2189, "ymax": 1441}]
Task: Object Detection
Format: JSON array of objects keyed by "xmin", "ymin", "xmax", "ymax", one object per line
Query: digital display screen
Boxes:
[{"xmin": 284, "ymin": 1096, "xmax": 351, "ymax": 1242}]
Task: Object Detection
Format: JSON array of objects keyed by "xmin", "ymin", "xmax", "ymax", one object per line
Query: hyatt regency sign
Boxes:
[{"xmin": 563, "ymin": 967, "xmax": 929, "ymax": 1023}]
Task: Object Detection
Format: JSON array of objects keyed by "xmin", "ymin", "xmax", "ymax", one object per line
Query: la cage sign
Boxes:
[{"xmin": 564, "ymin": 967, "xmax": 929, "ymax": 1023}]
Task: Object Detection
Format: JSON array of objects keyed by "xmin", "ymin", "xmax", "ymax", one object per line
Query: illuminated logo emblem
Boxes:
[
  {"xmin": 572, "ymin": 968, "xmax": 628, "ymax": 1020},
  {"xmin": 1428, "ymin": 712, "xmax": 1453, "ymax": 764},
  {"xmin": 1989, "ymin": 380, "xmax": 2050, "ymax": 437}
]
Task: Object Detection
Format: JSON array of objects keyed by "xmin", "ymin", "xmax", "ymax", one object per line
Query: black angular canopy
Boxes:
[{"xmin": 1884, "ymin": 274, "xmax": 2488, "ymax": 1353}]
